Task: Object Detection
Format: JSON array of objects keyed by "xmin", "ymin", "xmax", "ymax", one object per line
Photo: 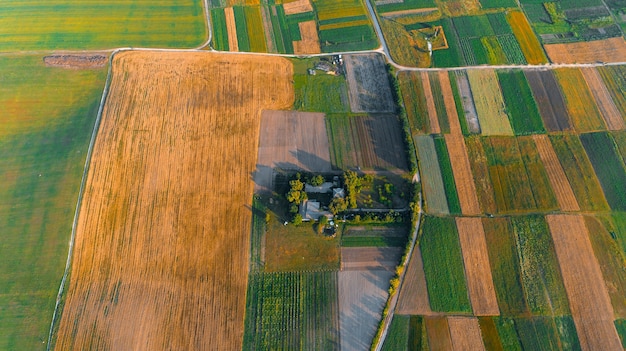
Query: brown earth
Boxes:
[
  {"xmin": 344, "ymin": 53, "xmax": 396, "ymax": 113},
  {"xmin": 580, "ymin": 67, "xmax": 625, "ymax": 130},
  {"xmin": 425, "ymin": 316, "xmax": 453, "ymax": 350},
  {"xmin": 396, "ymin": 247, "xmax": 433, "ymax": 315},
  {"xmin": 447, "ymin": 317, "xmax": 486, "ymax": 351},
  {"xmin": 225, "ymin": 7, "xmax": 239, "ymax": 52},
  {"xmin": 532, "ymin": 135, "xmax": 580, "ymax": 211},
  {"xmin": 524, "ymin": 70, "xmax": 572, "ymax": 132},
  {"xmin": 53, "ymin": 51, "xmax": 294, "ymax": 350},
  {"xmin": 421, "ymin": 71, "xmax": 441, "ymax": 134},
  {"xmin": 546, "ymin": 215, "xmax": 622, "ymax": 351},
  {"xmin": 445, "ymin": 135, "xmax": 481, "ymax": 215},
  {"xmin": 455, "ymin": 217, "xmax": 499, "ymax": 316},
  {"xmin": 438, "ymin": 70, "xmax": 462, "ymax": 135},
  {"xmin": 283, "ymin": 0, "xmax": 313, "ymax": 15},
  {"xmin": 255, "ymin": 110, "xmax": 331, "ymax": 193},
  {"xmin": 43, "ymin": 54, "xmax": 107, "ymax": 69},
  {"xmin": 293, "ymin": 20, "xmax": 321, "ymax": 54},
  {"xmin": 381, "ymin": 7, "xmax": 439, "ymax": 18},
  {"xmin": 544, "ymin": 37, "xmax": 626, "ymax": 64},
  {"xmin": 455, "ymin": 73, "xmax": 480, "ymax": 134},
  {"xmin": 341, "ymin": 247, "xmax": 403, "ymax": 271}
]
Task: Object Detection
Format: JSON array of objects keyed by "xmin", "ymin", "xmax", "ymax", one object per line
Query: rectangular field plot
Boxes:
[
  {"xmin": 496, "ymin": 69, "xmax": 545, "ymax": 135},
  {"xmin": 465, "ymin": 136, "xmax": 497, "ymax": 213},
  {"xmin": 506, "ymin": 11, "xmax": 547, "ymax": 64},
  {"xmin": 532, "ymin": 135, "xmax": 579, "ymax": 211},
  {"xmin": 0, "ymin": 55, "xmax": 106, "ymax": 351},
  {"xmin": 548, "ymin": 134, "xmax": 608, "ymax": 211},
  {"xmin": 344, "ymin": 54, "xmax": 395, "ymax": 113},
  {"xmin": 398, "ymin": 71, "xmax": 430, "ymax": 134},
  {"xmin": 524, "ymin": 70, "xmax": 572, "ymax": 132},
  {"xmin": 544, "ymin": 37, "xmax": 626, "ymax": 64},
  {"xmin": 554, "ymin": 68, "xmax": 606, "ymax": 132},
  {"xmin": 420, "ymin": 216, "xmax": 472, "ymax": 313},
  {"xmin": 455, "ymin": 72, "xmax": 481, "ymax": 134},
  {"xmin": 326, "ymin": 114, "xmax": 408, "ymax": 171},
  {"xmin": 243, "ymin": 271, "xmax": 340, "ymax": 350},
  {"xmin": 396, "ymin": 247, "xmax": 432, "ymax": 315},
  {"xmin": 448, "ymin": 317, "xmax": 486, "ymax": 350},
  {"xmin": 444, "ymin": 135, "xmax": 480, "ymax": 215},
  {"xmin": 598, "ymin": 65, "xmax": 626, "ymax": 117},
  {"xmin": 414, "ymin": 136, "xmax": 449, "ymax": 214},
  {"xmin": 547, "ymin": 215, "xmax": 622, "ymax": 351},
  {"xmin": 580, "ymin": 68, "xmax": 624, "ymax": 130},
  {"xmin": 0, "ymin": 0, "xmax": 205, "ymax": 51},
  {"xmin": 433, "ymin": 136, "xmax": 461, "ymax": 214},
  {"xmin": 53, "ymin": 52, "xmax": 294, "ymax": 350},
  {"xmin": 580, "ymin": 132, "xmax": 626, "ymax": 210},
  {"xmin": 255, "ymin": 110, "xmax": 331, "ymax": 192},
  {"xmin": 467, "ymin": 69, "xmax": 513, "ymax": 136}
]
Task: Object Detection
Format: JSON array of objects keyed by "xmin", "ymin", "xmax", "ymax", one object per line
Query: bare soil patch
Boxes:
[
  {"xmin": 293, "ymin": 20, "xmax": 321, "ymax": 54},
  {"xmin": 447, "ymin": 317, "xmax": 486, "ymax": 351},
  {"xmin": 43, "ymin": 54, "xmax": 107, "ymax": 69},
  {"xmin": 544, "ymin": 37, "xmax": 626, "ymax": 64},
  {"xmin": 341, "ymin": 247, "xmax": 403, "ymax": 271},
  {"xmin": 546, "ymin": 214, "xmax": 622, "ymax": 351},
  {"xmin": 225, "ymin": 7, "xmax": 239, "ymax": 52},
  {"xmin": 255, "ymin": 110, "xmax": 331, "ymax": 193},
  {"xmin": 580, "ymin": 67, "xmax": 624, "ymax": 130},
  {"xmin": 455, "ymin": 217, "xmax": 499, "ymax": 316},
  {"xmin": 532, "ymin": 135, "xmax": 579, "ymax": 211},
  {"xmin": 425, "ymin": 316, "xmax": 453, "ymax": 350},
  {"xmin": 344, "ymin": 53, "xmax": 396, "ymax": 113},
  {"xmin": 54, "ymin": 51, "xmax": 294, "ymax": 350},
  {"xmin": 421, "ymin": 71, "xmax": 441, "ymax": 134},
  {"xmin": 283, "ymin": 0, "xmax": 313, "ymax": 15},
  {"xmin": 445, "ymin": 135, "xmax": 480, "ymax": 215},
  {"xmin": 397, "ymin": 247, "xmax": 433, "ymax": 315},
  {"xmin": 524, "ymin": 70, "xmax": 572, "ymax": 132},
  {"xmin": 455, "ymin": 73, "xmax": 480, "ymax": 134}
]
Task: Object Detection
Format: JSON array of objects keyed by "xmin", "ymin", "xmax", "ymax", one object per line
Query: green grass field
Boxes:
[
  {"xmin": 398, "ymin": 72, "xmax": 430, "ymax": 134},
  {"xmin": 0, "ymin": 55, "xmax": 106, "ymax": 350},
  {"xmin": 293, "ymin": 60, "xmax": 350, "ymax": 113},
  {"xmin": 210, "ymin": 8, "xmax": 229, "ymax": 51},
  {"xmin": 419, "ymin": 216, "xmax": 471, "ymax": 313},
  {"xmin": 0, "ymin": 1, "xmax": 206, "ymax": 51}
]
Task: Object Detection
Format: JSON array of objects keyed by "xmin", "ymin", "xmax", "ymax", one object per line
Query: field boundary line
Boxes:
[
  {"xmin": 195, "ymin": 0, "xmax": 213, "ymax": 50},
  {"xmin": 45, "ymin": 48, "xmax": 121, "ymax": 351}
]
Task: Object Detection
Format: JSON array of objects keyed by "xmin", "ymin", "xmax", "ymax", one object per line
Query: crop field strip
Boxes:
[
  {"xmin": 225, "ymin": 7, "xmax": 240, "ymax": 51},
  {"xmin": 580, "ymin": 132, "xmax": 626, "ymax": 211},
  {"xmin": 455, "ymin": 217, "xmax": 499, "ymax": 316},
  {"xmin": 546, "ymin": 215, "xmax": 622, "ymax": 351},
  {"xmin": 467, "ymin": 69, "xmax": 513, "ymax": 136},
  {"xmin": 419, "ymin": 216, "xmax": 471, "ymax": 313},
  {"xmin": 427, "ymin": 72, "xmax": 450, "ymax": 133},
  {"xmin": 548, "ymin": 134, "xmax": 609, "ymax": 212},
  {"xmin": 242, "ymin": 271, "xmax": 340, "ymax": 349},
  {"xmin": 543, "ymin": 37, "xmax": 626, "ymax": 64},
  {"xmin": 424, "ymin": 317, "xmax": 453, "ymax": 350},
  {"xmin": 0, "ymin": 0, "xmax": 206, "ymax": 51},
  {"xmin": 524, "ymin": 70, "xmax": 572, "ymax": 132},
  {"xmin": 553, "ymin": 68, "xmax": 606, "ymax": 132},
  {"xmin": 398, "ymin": 71, "xmax": 430, "ymax": 134},
  {"xmin": 598, "ymin": 65, "xmax": 626, "ymax": 117},
  {"xmin": 506, "ymin": 11, "xmax": 547, "ymax": 65},
  {"xmin": 433, "ymin": 136, "xmax": 461, "ymax": 214},
  {"xmin": 0, "ymin": 55, "xmax": 107, "ymax": 350},
  {"xmin": 580, "ymin": 67, "xmax": 625, "ymax": 130},
  {"xmin": 454, "ymin": 71, "xmax": 480, "ymax": 134},
  {"xmin": 414, "ymin": 136, "xmax": 449, "ymax": 214},
  {"xmin": 444, "ymin": 135, "xmax": 480, "ymax": 215},
  {"xmin": 396, "ymin": 247, "xmax": 432, "ymax": 315},
  {"xmin": 465, "ymin": 136, "xmax": 497, "ymax": 213},
  {"xmin": 496, "ymin": 69, "xmax": 545, "ymax": 135},
  {"xmin": 583, "ymin": 216, "xmax": 626, "ymax": 318},
  {"xmin": 53, "ymin": 52, "xmax": 294, "ymax": 350},
  {"xmin": 447, "ymin": 317, "xmax": 486, "ymax": 351},
  {"xmin": 532, "ymin": 135, "xmax": 579, "ymax": 212},
  {"xmin": 420, "ymin": 71, "xmax": 441, "ymax": 134},
  {"xmin": 438, "ymin": 71, "xmax": 463, "ymax": 136}
]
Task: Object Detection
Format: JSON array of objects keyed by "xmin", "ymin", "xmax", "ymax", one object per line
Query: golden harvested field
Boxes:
[
  {"xmin": 544, "ymin": 37, "xmax": 626, "ymax": 64},
  {"xmin": 54, "ymin": 51, "xmax": 294, "ymax": 350},
  {"xmin": 439, "ymin": 71, "xmax": 462, "ymax": 135},
  {"xmin": 455, "ymin": 217, "xmax": 499, "ymax": 316},
  {"xmin": 532, "ymin": 135, "xmax": 579, "ymax": 212},
  {"xmin": 425, "ymin": 316, "xmax": 453, "ymax": 350},
  {"xmin": 225, "ymin": 7, "xmax": 239, "ymax": 52},
  {"xmin": 554, "ymin": 68, "xmax": 606, "ymax": 132},
  {"xmin": 445, "ymin": 135, "xmax": 481, "ymax": 215},
  {"xmin": 283, "ymin": 0, "xmax": 313, "ymax": 15},
  {"xmin": 580, "ymin": 67, "xmax": 624, "ymax": 131},
  {"xmin": 546, "ymin": 215, "xmax": 622, "ymax": 351},
  {"xmin": 467, "ymin": 69, "xmax": 513, "ymax": 136},
  {"xmin": 293, "ymin": 20, "xmax": 321, "ymax": 54},
  {"xmin": 421, "ymin": 71, "xmax": 441, "ymax": 134},
  {"xmin": 447, "ymin": 317, "xmax": 486, "ymax": 351},
  {"xmin": 396, "ymin": 247, "xmax": 432, "ymax": 315},
  {"xmin": 465, "ymin": 136, "xmax": 497, "ymax": 214},
  {"xmin": 506, "ymin": 11, "xmax": 547, "ymax": 65}
]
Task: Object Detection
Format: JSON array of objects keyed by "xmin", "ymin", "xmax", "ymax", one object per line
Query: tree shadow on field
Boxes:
[{"xmin": 288, "ymin": 149, "xmax": 334, "ymax": 173}]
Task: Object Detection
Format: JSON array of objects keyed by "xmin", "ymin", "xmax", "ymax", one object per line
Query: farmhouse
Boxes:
[{"xmin": 299, "ymin": 199, "xmax": 332, "ymax": 221}]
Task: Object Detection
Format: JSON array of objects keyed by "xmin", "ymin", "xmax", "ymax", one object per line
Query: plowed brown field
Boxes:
[
  {"xmin": 396, "ymin": 247, "xmax": 432, "ymax": 315},
  {"xmin": 532, "ymin": 135, "xmax": 579, "ymax": 211},
  {"xmin": 544, "ymin": 37, "xmax": 626, "ymax": 63},
  {"xmin": 421, "ymin": 71, "xmax": 440, "ymax": 134},
  {"xmin": 448, "ymin": 317, "xmax": 486, "ymax": 351},
  {"xmin": 455, "ymin": 217, "xmax": 499, "ymax": 316},
  {"xmin": 425, "ymin": 316, "xmax": 453, "ymax": 350},
  {"xmin": 580, "ymin": 67, "xmax": 624, "ymax": 130},
  {"xmin": 53, "ymin": 51, "xmax": 294, "ymax": 350},
  {"xmin": 445, "ymin": 135, "xmax": 480, "ymax": 215},
  {"xmin": 546, "ymin": 215, "xmax": 622, "ymax": 351}
]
